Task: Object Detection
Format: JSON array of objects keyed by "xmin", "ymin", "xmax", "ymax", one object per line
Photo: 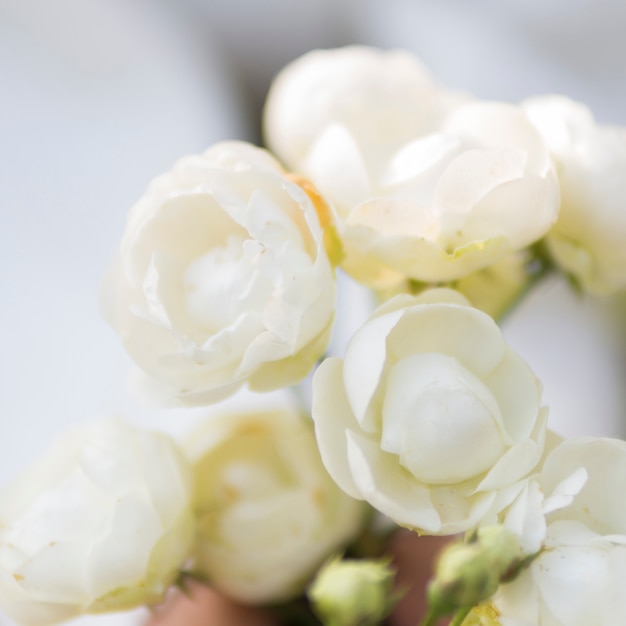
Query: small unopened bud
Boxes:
[
  {"xmin": 308, "ymin": 556, "xmax": 399, "ymax": 626},
  {"xmin": 427, "ymin": 526, "xmax": 524, "ymax": 616}
]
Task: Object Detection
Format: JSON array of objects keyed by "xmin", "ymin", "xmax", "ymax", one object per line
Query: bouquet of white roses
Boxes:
[{"xmin": 2, "ymin": 46, "xmax": 626, "ymax": 626}]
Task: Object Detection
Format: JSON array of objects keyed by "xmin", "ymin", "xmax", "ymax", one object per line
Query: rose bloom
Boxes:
[
  {"xmin": 524, "ymin": 95, "xmax": 626, "ymax": 295},
  {"xmin": 103, "ymin": 141, "xmax": 335, "ymax": 406},
  {"xmin": 185, "ymin": 408, "xmax": 365, "ymax": 604},
  {"xmin": 312, "ymin": 288, "xmax": 547, "ymax": 535},
  {"xmin": 264, "ymin": 45, "xmax": 457, "ymax": 171},
  {"xmin": 495, "ymin": 437, "xmax": 626, "ymax": 626},
  {"xmin": 0, "ymin": 417, "xmax": 194, "ymax": 626},
  {"xmin": 265, "ymin": 47, "xmax": 559, "ymax": 288}
]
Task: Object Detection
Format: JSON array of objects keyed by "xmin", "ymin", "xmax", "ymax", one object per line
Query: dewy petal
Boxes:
[
  {"xmin": 311, "ymin": 358, "xmax": 363, "ymax": 500},
  {"xmin": 385, "ymin": 303, "xmax": 506, "ymax": 378},
  {"xmin": 346, "ymin": 431, "xmax": 441, "ymax": 533}
]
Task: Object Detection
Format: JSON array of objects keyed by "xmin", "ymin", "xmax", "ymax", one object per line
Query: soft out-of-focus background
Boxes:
[{"xmin": 1, "ymin": 1, "xmax": 625, "ymax": 624}]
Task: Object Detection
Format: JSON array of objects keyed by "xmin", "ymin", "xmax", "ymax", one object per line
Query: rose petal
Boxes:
[
  {"xmin": 312, "ymin": 359, "xmax": 363, "ymax": 500},
  {"xmin": 346, "ymin": 432, "xmax": 441, "ymax": 533}
]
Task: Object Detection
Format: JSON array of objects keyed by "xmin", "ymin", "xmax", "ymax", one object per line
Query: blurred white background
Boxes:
[{"xmin": 1, "ymin": 1, "xmax": 625, "ymax": 624}]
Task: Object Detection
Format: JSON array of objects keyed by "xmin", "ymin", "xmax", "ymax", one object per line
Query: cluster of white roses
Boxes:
[{"xmin": 2, "ymin": 45, "xmax": 626, "ymax": 626}]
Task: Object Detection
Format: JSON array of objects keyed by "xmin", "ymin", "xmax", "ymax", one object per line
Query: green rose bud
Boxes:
[
  {"xmin": 308, "ymin": 557, "xmax": 399, "ymax": 626},
  {"xmin": 427, "ymin": 526, "xmax": 524, "ymax": 619}
]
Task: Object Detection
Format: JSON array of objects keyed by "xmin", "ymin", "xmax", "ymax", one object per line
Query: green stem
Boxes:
[
  {"xmin": 449, "ymin": 606, "xmax": 472, "ymax": 626},
  {"xmin": 417, "ymin": 608, "xmax": 445, "ymax": 626},
  {"xmin": 174, "ymin": 569, "xmax": 210, "ymax": 597}
]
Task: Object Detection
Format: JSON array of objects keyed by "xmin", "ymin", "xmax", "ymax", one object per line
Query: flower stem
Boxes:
[
  {"xmin": 449, "ymin": 606, "xmax": 472, "ymax": 626},
  {"xmin": 417, "ymin": 608, "xmax": 446, "ymax": 626}
]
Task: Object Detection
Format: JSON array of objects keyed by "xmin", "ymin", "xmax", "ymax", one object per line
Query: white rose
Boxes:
[
  {"xmin": 103, "ymin": 141, "xmax": 336, "ymax": 406},
  {"xmin": 264, "ymin": 47, "xmax": 559, "ymax": 288},
  {"xmin": 312, "ymin": 288, "xmax": 547, "ymax": 535},
  {"xmin": 524, "ymin": 95, "xmax": 626, "ymax": 295},
  {"xmin": 308, "ymin": 101, "xmax": 559, "ymax": 287},
  {"xmin": 264, "ymin": 45, "xmax": 456, "ymax": 169},
  {"xmin": 496, "ymin": 438, "xmax": 626, "ymax": 626},
  {"xmin": 0, "ymin": 417, "xmax": 194, "ymax": 626},
  {"xmin": 185, "ymin": 408, "xmax": 365, "ymax": 604}
]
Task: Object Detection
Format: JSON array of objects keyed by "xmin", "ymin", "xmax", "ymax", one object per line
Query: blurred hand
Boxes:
[
  {"xmin": 388, "ymin": 531, "xmax": 451, "ymax": 626},
  {"xmin": 147, "ymin": 531, "xmax": 451, "ymax": 626},
  {"xmin": 147, "ymin": 582, "xmax": 277, "ymax": 626}
]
